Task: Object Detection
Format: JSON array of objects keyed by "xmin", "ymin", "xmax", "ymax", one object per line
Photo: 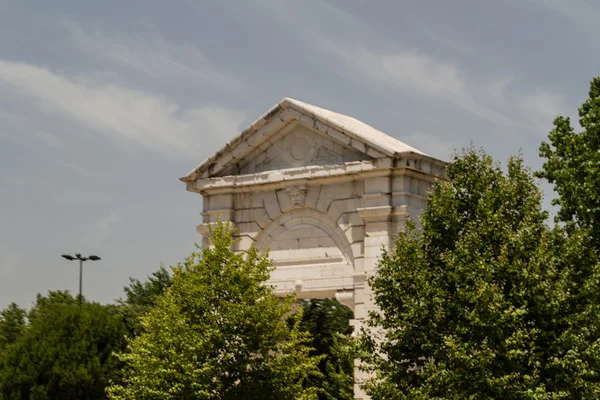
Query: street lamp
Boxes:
[{"xmin": 61, "ymin": 253, "xmax": 101, "ymax": 307}]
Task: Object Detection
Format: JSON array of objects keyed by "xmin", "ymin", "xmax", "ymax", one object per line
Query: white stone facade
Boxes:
[{"xmin": 181, "ymin": 98, "xmax": 446, "ymax": 399}]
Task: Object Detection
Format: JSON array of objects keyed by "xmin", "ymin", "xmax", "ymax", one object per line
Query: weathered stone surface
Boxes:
[
  {"xmin": 239, "ymin": 124, "xmax": 367, "ymax": 174},
  {"xmin": 182, "ymin": 98, "xmax": 447, "ymax": 400}
]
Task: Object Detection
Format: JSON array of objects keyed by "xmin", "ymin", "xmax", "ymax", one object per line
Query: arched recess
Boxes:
[{"xmin": 255, "ymin": 208, "xmax": 355, "ymax": 299}]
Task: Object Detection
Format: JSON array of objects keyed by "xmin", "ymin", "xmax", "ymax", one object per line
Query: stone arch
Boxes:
[
  {"xmin": 256, "ymin": 207, "xmax": 354, "ymax": 264},
  {"xmin": 255, "ymin": 207, "xmax": 355, "ymax": 297}
]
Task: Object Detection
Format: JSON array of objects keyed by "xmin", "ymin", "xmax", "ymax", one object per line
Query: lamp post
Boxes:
[{"xmin": 61, "ymin": 253, "xmax": 101, "ymax": 307}]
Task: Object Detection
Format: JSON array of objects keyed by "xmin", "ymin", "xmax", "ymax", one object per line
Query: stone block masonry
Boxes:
[{"xmin": 181, "ymin": 97, "xmax": 446, "ymax": 400}]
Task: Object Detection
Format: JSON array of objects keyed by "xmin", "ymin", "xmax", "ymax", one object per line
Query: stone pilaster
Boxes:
[
  {"xmin": 353, "ymin": 174, "xmax": 393, "ymax": 400},
  {"xmin": 197, "ymin": 193, "xmax": 234, "ymax": 248}
]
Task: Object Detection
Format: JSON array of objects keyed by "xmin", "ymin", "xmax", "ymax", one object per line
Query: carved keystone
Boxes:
[{"xmin": 285, "ymin": 185, "xmax": 307, "ymax": 208}]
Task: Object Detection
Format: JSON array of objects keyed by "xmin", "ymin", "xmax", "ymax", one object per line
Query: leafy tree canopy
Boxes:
[
  {"xmin": 108, "ymin": 221, "xmax": 322, "ymax": 400},
  {"xmin": 121, "ymin": 265, "xmax": 172, "ymax": 308},
  {"xmin": 538, "ymin": 77, "xmax": 600, "ymax": 246},
  {"xmin": 359, "ymin": 148, "xmax": 600, "ymax": 399},
  {"xmin": 118, "ymin": 265, "xmax": 172, "ymax": 336},
  {"xmin": 0, "ymin": 303, "xmax": 26, "ymax": 354},
  {"xmin": 298, "ymin": 299, "xmax": 354, "ymax": 400},
  {"xmin": 0, "ymin": 291, "xmax": 128, "ymax": 400}
]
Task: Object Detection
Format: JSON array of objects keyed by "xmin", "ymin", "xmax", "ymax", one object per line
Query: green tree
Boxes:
[
  {"xmin": 538, "ymin": 77, "xmax": 600, "ymax": 246},
  {"xmin": 0, "ymin": 291, "xmax": 128, "ymax": 400},
  {"xmin": 324, "ymin": 332, "xmax": 355, "ymax": 400},
  {"xmin": 121, "ymin": 265, "xmax": 172, "ymax": 308},
  {"xmin": 118, "ymin": 265, "xmax": 172, "ymax": 336},
  {"xmin": 0, "ymin": 303, "xmax": 26, "ymax": 353},
  {"xmin": 359, "ymin": 148, "xmax": 600, "ymax": 399},
  {"xmin": 108, "ymin": 221, "xmax": 321, "ymax": 400},
  {"xmin": 298, "ymin": 299, "xmax": 354, "ymax": 400}
]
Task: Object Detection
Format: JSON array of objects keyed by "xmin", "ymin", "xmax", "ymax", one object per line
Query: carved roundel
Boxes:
[
  {"xmin": 285, "ymin": 133, "xmax": 316, "ymax": 164},
  {"xmin": 289, "ymin": 137, "xmax": 310, "ymax": 161}
]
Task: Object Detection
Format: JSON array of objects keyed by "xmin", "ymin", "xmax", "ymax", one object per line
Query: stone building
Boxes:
[{"xmin": 181, "ymin": 98, "xmax": 446, "ymax": 399}]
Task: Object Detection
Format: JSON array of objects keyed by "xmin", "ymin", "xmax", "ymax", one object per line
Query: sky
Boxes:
[{"xmin": 1, "ymin": 0, "xmax": 599, "ymax": 309}]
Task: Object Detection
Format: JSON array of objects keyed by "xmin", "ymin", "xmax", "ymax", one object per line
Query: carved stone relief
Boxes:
[
  {"xmin": 285, "ymin": 185, "xmax": 307, "ymax": 208},
  {"xmin": 238, "ymin": 125, "xmax": 367, "ymax": 175}
]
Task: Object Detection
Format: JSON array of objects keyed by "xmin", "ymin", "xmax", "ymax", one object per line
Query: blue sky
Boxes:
[{"xmin": 1, "ymin": 0, "xmax": 599, "ymax": 309}]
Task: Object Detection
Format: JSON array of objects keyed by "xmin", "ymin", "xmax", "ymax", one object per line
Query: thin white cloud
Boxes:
[
  {"xmin": 56, "ymin": 190, "xmax": 114, "ymax": 203},
  {"xmin": 520, "ymin": 90, "xmax": 576, "ymax": 135},
  {"xmin": 403, "ymin": 130, "xmax": 457, "ymax": 161},
  {"xmin": 0, "ymin": 59, "xmax": 246, "ymax": 158},
  {"xmin": 0, "ymin": 109, "xmax": 42, "ymax": 145},
  {"xmin": 525, "ymin": 0, "xmax": 600, "ymax": 34},
  {"xmin": 91, "ymin": 212, "xmax": 121, "ymax": 241},
  {"xmin": 326, "ymin": 45, "xmax": 578, "ymax": 137},
  {"xmin": 61, "ymin": 20, "xmax": 252, "ymax": 101},
  {"xmin": 259, "ymin": 0, "xmax": 571, "ymax": 134},
  {"xmin": 54, "ymin": 160, "xmax": 101, "ymax": 178},
  {"xmin": 325, "ymin": 43, "xmax": 521, "ymax": 127},
  {"xmin": 35, "ymin": 130, "xmax": 63, "ymax": 149},
  {"xmin": 487, "ymin": 76, "xmax": 515, "ymax": 101},
  {"xmin": 1, "ymin": 111, "xmax": 64, "ymax": 148}
]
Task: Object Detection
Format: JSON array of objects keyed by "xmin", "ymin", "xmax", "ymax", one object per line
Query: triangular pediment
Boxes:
[
  {"xmin": 225, "ymin": 123, "xmax": 369, "ymax": 175},
  {"xmin": 181, "ymin": 98, "xmax": 427, "ymax": 182}
]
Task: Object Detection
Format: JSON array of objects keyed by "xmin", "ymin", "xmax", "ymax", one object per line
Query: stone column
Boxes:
[
  {"xmin": 354, "ymin": 173, "xmax": 393, "ymax": 400},
  {"xmin": 198, "ymin": 193, "xmax": 234, "ymax": 248}
]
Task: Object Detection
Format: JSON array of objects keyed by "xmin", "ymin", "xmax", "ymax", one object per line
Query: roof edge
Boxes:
[
  {"xmin": 180, "ymin": 98, "xmax": 443, "ymax": 183},
  {"xmin": 180, "ymin": 97, "xmax": 295, "ymax": 183}
]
